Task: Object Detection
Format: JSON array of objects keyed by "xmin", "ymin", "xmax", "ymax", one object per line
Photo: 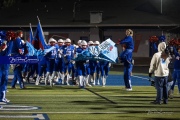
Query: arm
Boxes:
[
  {"xmin": 119, "ymin": 36, "xmax": 131, "ymax": 45},
  {"xmin": 149, "ymin": 53, "xmax": 158, "ymax": 74}
]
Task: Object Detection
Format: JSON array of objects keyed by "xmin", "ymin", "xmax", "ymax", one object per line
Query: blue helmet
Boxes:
[{"xmin": 159, "ymin": 35, "xmax": 166, "ymax": 42}]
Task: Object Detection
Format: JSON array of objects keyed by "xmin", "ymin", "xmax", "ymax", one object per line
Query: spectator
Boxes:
[{"xmin": 149, "ymin": 42, "xmax": 170, "ymax": 104}]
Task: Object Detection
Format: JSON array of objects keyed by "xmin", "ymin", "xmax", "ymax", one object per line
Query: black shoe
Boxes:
[
  {"xmin": 163, "ymin": 101, "xmax": 168, "ymax": 104},
  {"xmin": 11, "ymin": 86, "xmax": 16, "ymax": 89},
  {"xmin": 26, "ymin": 78, "xmax": 30, "ymax": 83},
  {"xmin": 33, "ymin": 77, "xmax": 37, "ymax": 81},
  {"xmin": 20, "ymin": 86, "xmax": 26, "ymax": 89},
  {"xmin": 150, "ymin": 101, "xmax": 161, "ymax": 105}
]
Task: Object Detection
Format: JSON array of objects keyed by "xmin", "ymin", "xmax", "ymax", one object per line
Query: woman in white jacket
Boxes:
[{"xmin": 149, "ymin": 42, "xmax": 170, "ymax": 104}]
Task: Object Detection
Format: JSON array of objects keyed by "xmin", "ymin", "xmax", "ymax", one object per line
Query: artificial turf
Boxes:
[{"xmin": 0, "ymin": 85, "xmax": 180, "ymax": 120}]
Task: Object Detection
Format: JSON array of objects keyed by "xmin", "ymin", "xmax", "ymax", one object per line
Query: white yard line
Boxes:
[
  {"xmin": 0, "ymin": 105, "xmax": 39, "ymax": 111},
  {"xmin": 0, "ymin": 114, "xmax": 45, "ymax": 119},
  {"xmin": 6, "ymin": 94, "xmax": 138, "ymax": 97},
  {"xmin": 0, "ymin": 111, "xmax": 128, "ymax": 114},
  {"xmin": 6, "ymin": 95, "xmax": 96, "ymax": 97},
  {"xmin": 132, "ymin": 75, "xmax": 149, "ymax": 80}
]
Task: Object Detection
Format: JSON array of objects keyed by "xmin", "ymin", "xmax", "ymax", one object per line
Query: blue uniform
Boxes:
[
  {"xmin": 11, "ymin": 37, "xmax": 26, "ymax": 89},
  {"xmin": 121, "ymin": 50, "xmax": 133, "ymax": 89},
  {"xmin": 38, "ymin": 56, "xmax": 47, "ymax": 76},
  {"xmin": 54, "ymin": 45, "xmax": 65, "ymax": 73},
  {"xmin": 43, "ymin": 45, "xmax": 58, "ymax": 86},
  {"xmin": 26, "ymin": 63, "xmax": 38, "ymax": 82},
  {"xmin": 119, "ymin": 36, "xmax": 134, "ymax": 62},
  {"xmin": 76, "ymin": 47, "xmax": 86, "ymax": 76},
  {"xmin": 11, "ymin": 37, "xmax": 24, "ymax": 55},
  {"xmin": 171, "ymin": 47, "xmax": 180, "ymax": 92},
  {"xmin": 49, "ymin": 45, "xmax": 66, "ymax": 85},
  {"xmin": 99, "ymin": 61, "xmax": 110, "ymax": 77},
  {"xmin": 35, "ymin": 55, "xmax": 47, "ymax": 85},
  {"xmin": 75, "ymin": 47, "xmax": 87, "ymax": 88},
  {"xmin": 63, "ymin": 45, "xmax": 75, "ymax": 74},
  {"xmin": 0, "ymin": 40, "xmax": 13, "ymax": 102},
  {"xmin": 11, "ymin": 64, "xmax": 25, "ymax": 89},
  {"xmin": 45, "ymin": 45, "xmax": 57, "ymax": 74}
]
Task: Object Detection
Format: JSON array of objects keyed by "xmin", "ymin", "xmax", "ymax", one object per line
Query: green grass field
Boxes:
[{"xmin": 0, "ymin": 85, "xmax": 180, "ymax": 120}]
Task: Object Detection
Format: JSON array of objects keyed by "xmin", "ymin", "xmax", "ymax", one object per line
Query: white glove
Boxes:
[
  {"xmin": 58, "ymin": 53, "xmax": 62, "ymax": 58},
  {"xmin": 108, "ymin": 63, "xmax": 111, "ymax": 67},
  {"xmin": 71, "ymin": 60, "xmax": 75, "ymax": 64},
  {"xmin": 86, "ymin": 60, "xmax": 89, "ymax": 63},
  {"xmin": 97, "ymin": 61, "xmax": 99, "ymax": 63},
  {"xmin": 132, "ymin": 59, "xmax": 134, "ymax": 65}
]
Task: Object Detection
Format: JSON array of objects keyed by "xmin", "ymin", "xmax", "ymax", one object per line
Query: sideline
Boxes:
[
  {"xmin": 132, "ymin": 75, "xmax": 149, "ymax": 81},
  {"xmin": 0, "ymin": 111, "xmax": 128, "ymax": 114},
  {"xmin": 0, "ymin": 114, "xmax": 46, "ymax": 120}
]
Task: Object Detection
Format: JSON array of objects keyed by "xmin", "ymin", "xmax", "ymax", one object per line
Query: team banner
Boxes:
[
  {"xmin": 74, "ymin": 38, "xmax": 118, "ymax": 63},
  {"xmin": 98, "ymin": 38, "xmax": 118, "ymax": 63},
  {"xmin": 88, "ymin": 46, "xmax": 101, "ymax": 57}
]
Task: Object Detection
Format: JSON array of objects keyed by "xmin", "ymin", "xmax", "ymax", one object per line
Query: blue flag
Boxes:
[
  {"xmin": 33, "ymin": 21, "xmax": 48, "ymax": 50},
  {"xmin": 26, "ymin": 41, "xmax": 36, "ymax": 56},
  {"xmin": 28, "ymin": 25, "xmax": 34, "ymax": 44},
  {"xmin": 44, "ymin": 46, "xmax": 56, "ymax": 55}
]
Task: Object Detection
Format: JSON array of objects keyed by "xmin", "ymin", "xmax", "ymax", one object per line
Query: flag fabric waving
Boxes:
[
  {"xmin": 33, "ymin": 20, "xmax": 48, "ymax": 50},
  {"xmin": 74, "ymin": 38, "xmax": 118, "ymax": 63},
  {"xmin": 98, "ymin": 38, "xmax": 118, "ymax": 63}
]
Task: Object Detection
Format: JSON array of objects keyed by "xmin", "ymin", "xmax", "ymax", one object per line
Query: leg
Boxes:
[
  {"xmin": 176, "ymin": 71, "xmax": 180, "ymax": 93},
  {"xmin": 156, "ymin": 77, "xmax": 164, "ymax": 103},
  {"xmin": 163, "ymin": 77, "xmax": 168, "ymax": 104},
  {"xmin": 171, "ymin": 71, "xmax": 177, "ymax": 94}
]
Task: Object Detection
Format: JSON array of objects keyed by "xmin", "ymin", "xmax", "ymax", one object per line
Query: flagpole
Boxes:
[
  {"xmin": 37, "ymin": 16, "xmax": 40, "ymax": 22},
  {"xmin": 29, "ymin": 23, "xmax": 33, "ymax": 36}
]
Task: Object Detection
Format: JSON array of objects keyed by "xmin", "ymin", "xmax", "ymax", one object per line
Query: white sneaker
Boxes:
[
  {"xmin": 50, "ymin": 80, "xmax": 53, "ymax": 87},
  {"xmin": 62, "ymin": 81, "xmax": 64, "ymax": 85},
  {"xmin": 97, "ymin": 81, "xmax": 100, "ymax": 85},
  {"xmin": 0, "ymin": 106, "xmax": 3, "ymax": 109},
  {"xmin": 35, "ymin": 82, "xmax": 39, "ymax": 85},
  {"xmin": 45, "ymin": 80, "xmax": 47, "ymax": 86},
  {"xmin": 2, "ymin": 98, "xmax": 10, "ymax": 103},
  {"xmin": 86, "ymin": 84, "xmax": 92, "ymax": 87},
  {"xmin": 92, "ymin": 82, "xmax": 95, "ymax": 86},
  {"xmin": 126, "ymin": 88, "xmax": 132, "ymax": 91}
]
